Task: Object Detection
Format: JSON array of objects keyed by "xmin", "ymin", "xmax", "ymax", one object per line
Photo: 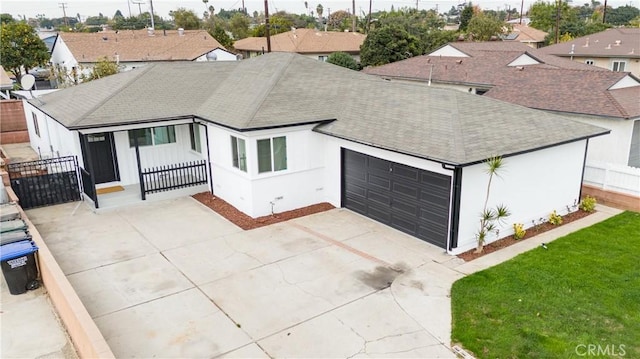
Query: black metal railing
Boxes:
[
  {"xmin": 141, "ymin": 160, "xmax": 208, "ymax": 198},
  {"xmin": 80, "ymin": 167, "xmax": 99, "ymax": 208},
  {"xmin": 7, "ymin": 156, "xmax": 81, "ymax": 209}
]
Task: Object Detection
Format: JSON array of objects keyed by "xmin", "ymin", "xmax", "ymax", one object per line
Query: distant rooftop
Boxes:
[
  {"xmin": 233, "ymin": 28, "xmax": 366, "ymax": 54},
  {"xmin": 539, "ymin": 28, "xmax": 640, "ymax": 58}
]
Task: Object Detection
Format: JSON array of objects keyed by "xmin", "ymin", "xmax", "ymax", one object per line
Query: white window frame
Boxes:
[
  {"xmin": 257, "ymin": 136, "xmax": 287, "ymax": 174},
  {"xmin": 128, "ymin": 125, "xmax": 176, "ymax": 147},
  {"xmin": 31, "ymin": 112, "xmax": 40, "ymax": 137},
  {"xmin": 231, "ymin": 135, "xmax": 247, "ymax": 172},
  {"xmin": 189, "ymin": 124, "xmax": 202, "ymax": 153},
  {"xmin": 611, "ymin": 60, "xmax": 627, "ymax": 72}
]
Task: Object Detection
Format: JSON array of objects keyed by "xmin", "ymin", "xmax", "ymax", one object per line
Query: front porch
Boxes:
[{"xmin": 83, "ymin": 183, "xmax": 210, "ymax": 210}]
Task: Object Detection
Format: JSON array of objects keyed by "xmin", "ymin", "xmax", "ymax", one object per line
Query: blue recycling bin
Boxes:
[{"xmin": 1, "ymin": 240, "xmax": 39, "ymax": 295}]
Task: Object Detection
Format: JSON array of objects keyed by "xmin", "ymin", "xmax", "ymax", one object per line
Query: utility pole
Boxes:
[
  {"xmin": 416, "ymin": 0, "xmax": 419, "ymax": 10},
  {"xmin": 554, "ymin": 0, "xmax": 560, "ymax": 44},
  {"xmin": 505, "ymin": 4, "xmax": 510, "ymax": 21},
  {"xmin": 264, "ymin": 0, "xmax": 271, "ymax": 52},
  {"xmin": 367, "ymin": 0, "xmax": 372, "ymax": 33},
  {"xmin": 149, "ymin": 0, "xmax": 155, "ymax": 29},
  {"xmin": 602, "ymin": 0, "xmax": 607, "ymax": 23},
  {"xmin": 59, "ymin": 3, "xmax": 69, "ymax": 27},
  {"xmin": 519, "ymin": 0, "xmax": 524, "ymax": 24},
  {"xmin": 352, "ymin": 0, "xmax": 356, "ymax": 32},
  {"xmin": 127, "ymin": 0, "xmax": 132, "ymax": 17}
]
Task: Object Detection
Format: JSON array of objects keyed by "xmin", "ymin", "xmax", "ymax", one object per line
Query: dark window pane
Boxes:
[
  {"xmin": 257, "ymin": 139, "xmax": 272, "ymax": 173},
  {"xmin": 273, "ymin": 136, "xmax": 287, "ymax": 171},
  {"xmin": 128, "ymin": 128, "xmax": 152, "ymax": 147}
]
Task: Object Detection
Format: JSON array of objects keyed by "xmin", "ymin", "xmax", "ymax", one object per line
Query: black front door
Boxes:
[{"xmin": 82, "ymin": 133, "xmax": 119, "ymax": 184}]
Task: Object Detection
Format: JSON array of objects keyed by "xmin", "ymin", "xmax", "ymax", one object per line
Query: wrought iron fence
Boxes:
[
  {"xmin": 7, "ymin": 156, "xmax": 81, "ymax": 209},
  {"xmin": 141, "ymin": 160, "xmax": 207, "ymax": 197},
  {"xmin": 80, "ymin": 167, "xmax": 99, "ymax": 208}
]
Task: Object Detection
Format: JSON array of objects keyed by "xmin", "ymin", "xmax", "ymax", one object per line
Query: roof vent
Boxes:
[
  {"xmin": 456, "ymin": 59, "xmax": 463, "ymax": 64},
  {"xmin": 516, "ymin": 66, "xmax": 524, "ymax": 70},
  {"xmin": 102, "ymin": 36, "xmax": 108, "ymax": 41},
  {"xmin": 583, "ymin": 37, "xmax": 589, "ymax": 47},
  {"xmin": 606, "ymin": 44, "xmax": 611, "ymax": 49},
  {"xmin": 614, "ymin": 40, "xmax": 621, "ymax": 46},
  {"xmin": 178, "ymin": 28, "xmax": 184, "ymax": 36}
]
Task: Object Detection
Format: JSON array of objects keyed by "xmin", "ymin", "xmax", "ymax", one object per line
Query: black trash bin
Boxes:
[{"xmin": 1, "ymin": 240, "xmax": 39, "ymax": 295}]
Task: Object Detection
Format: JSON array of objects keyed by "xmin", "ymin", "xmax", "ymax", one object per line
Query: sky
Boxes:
[{"xmin": 1, "ymin": 0, "xmax": 637, "ymax": 21}]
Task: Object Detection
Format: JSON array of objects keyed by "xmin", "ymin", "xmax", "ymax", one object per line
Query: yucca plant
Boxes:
[{"xmin": 475, "ymin": 156, "xmax": 511, "ymax": 253}]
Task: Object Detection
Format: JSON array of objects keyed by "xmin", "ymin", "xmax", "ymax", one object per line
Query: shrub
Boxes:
[
  {"xmin": 549, "ymin": 210, "xmax": 563, "ymax": 225},
  {"xmin": 579, "ymin": 195, "xmax": 597, "ymax": 213},
  {"xmin": 513, "ymin": 223, "xmax": 526, "ymax": 240}
]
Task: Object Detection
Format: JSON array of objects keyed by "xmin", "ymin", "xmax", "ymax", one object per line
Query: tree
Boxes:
[
  {"xmin": 466, "ymin": 14, "xmax": 506, "ymax": 41},
  {"xmin": 327, "ymin": 10, "xmax": 351, "ymax": 31},
  {"xmin": 86, "ymin": 57, "xmax": 119, "ymax": 81},
  {"xmin": 422, "ymin": 30, "xmax": 459, "ymax": 54},
  {"xmin": 252, "ymin": 14, "xmax": 293, "ymax": 36},
  {"xmin": 360, "ymin": 25, "xmax": 420, "ymax": 67},
  {"xmin": 170, "ymin": 8, "xmax": 202, "ymax": 29},
  {"xmin": 1, "ymin": 13, "xmax": 14, "ymax": 25},
  {"xmin": 211, "ymin": 24, "xmax": 233, "ymax": 48},
  {"xmin": 327, "ymin": 52, "xmax": 359, "ymax": 70},
  {"xmin": 459, "ymin": 4, "xmax": 474, "ymax": 31},
  {"xmin": 0, "ymin": 22, "xmax": 50, "ymax": 78},
  {"xmin": 475, "ymin": 157, "xmax": 510, "ymax": 253},
  {"xmin": 228, "ymin": 12, "xmax": 251, "ymax": 39},
  {"xmin": 316, "ymin": 4, "xmax": 324, "ymax": 26},
  {"xmin": 529, "ymin": 1, "xmax": 577, "ymax": 33},
  {"xmin": 605, "ymin": 5, "xmax": 640, "ymax": 25}
]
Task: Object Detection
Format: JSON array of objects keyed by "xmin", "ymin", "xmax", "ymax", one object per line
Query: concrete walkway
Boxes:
[{"xmin": 24, "ymin": 199, "xmax": 623, "ymax": 358}]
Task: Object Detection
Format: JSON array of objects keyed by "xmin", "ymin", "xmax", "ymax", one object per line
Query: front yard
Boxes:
[{"xmin": 451, "ymin": 211, "xmax": 640, "ymax": 358}]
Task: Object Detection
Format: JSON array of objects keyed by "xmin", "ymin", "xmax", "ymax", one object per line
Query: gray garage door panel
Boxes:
[{"xmin": 342, "ymin": 149, "xmax": 451, "ymax": 248}]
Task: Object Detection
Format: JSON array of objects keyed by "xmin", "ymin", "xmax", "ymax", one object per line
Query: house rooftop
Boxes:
[
  {"xmin": 55, "ymin": 29, "xmax": 229, "ymax": 63},
  {"xmin": 538, "ymin": 28, "xmax": 640, "ymax": 58},
  {"xmin": 30, "ymin": 52, "xmax": 607, "ymax": 166},
  {"xmin": 233, "ymin": 28, "xmax": 366, "ymax": 54},
  {"xmin": 0, "ymin": 65, "xmax": 14, "ymax": 90},
  {"xmin": 503, "ymin": 24, "xmax": 548, "ymax": 44},
  {"xmin": 364, "ymin": 41, "xmax": 640, "ymax": 119}
]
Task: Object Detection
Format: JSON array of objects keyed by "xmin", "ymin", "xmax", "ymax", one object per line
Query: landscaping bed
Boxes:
[
  {"xmin": 192, "ymin": 192, "xmax": 334, "ymax": 230},
  {"xmin": 458, "ymin": 209, "xmax": 593, "ymax": 262},
  {"xmin": 451, "ymin": 211, "xmax": 640, "ymax": 359}
]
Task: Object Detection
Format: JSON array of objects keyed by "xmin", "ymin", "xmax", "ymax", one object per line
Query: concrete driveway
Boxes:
[{"xmin": 27, "ymin": 197, "xmax": 463, "ymax": 358}]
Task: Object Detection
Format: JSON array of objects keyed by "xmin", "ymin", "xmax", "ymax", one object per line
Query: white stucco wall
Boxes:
[
  {"xmin": 453, "ymin": 140, "xmax": 587, "ymax": 254},
  {"xmin": 194, "ymin": 49, "xmax": 238, "ymax": 62},
  {"xmin": 50, "ymin": 37, "xmax": 79, "ymax": 70},
  {"xmin": 207, "ymin": 124, "xmax": 327, "ymax": 217},
  {"xmin": 563, "ymin": 114, "xmax": 635, "ymax": 166},
  {"xmin": 24, "ymin": 102, "xmax": 82, "ymax": 159}
]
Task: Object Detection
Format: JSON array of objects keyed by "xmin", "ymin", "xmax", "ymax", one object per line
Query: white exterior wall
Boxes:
[
  {"xmin": 50, "ymin": 37, "xmax": 79, "ymax": 70},
  {"xmin": 112, "ymin": 124, "xmax": 205, "ymax": 186},
  {"xmin": 454, "ymin": 140, "xmax": 587, "ymax": 254},
  {"xmin": 571, "ymin": 56, "xmax": 640, "ymax": 77},
  {"xmin": 194, "ymin": 49, "xmax": 238, "ymax": 62},
  {"xmin": 24, "ymin": 102, "xmax": 82, "ymax": 159},
  {"xmin": 207, "ymin": 124, "xmax": 326, "ymax": 217},
  {"xmin": 563, "ymin": 114, "xmax": 635, "ymax": 166}
]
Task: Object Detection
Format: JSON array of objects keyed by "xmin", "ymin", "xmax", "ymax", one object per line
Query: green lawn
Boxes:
[{"xmin": 451, "ymin": 211, "xmax": 640, "ymax": 359}]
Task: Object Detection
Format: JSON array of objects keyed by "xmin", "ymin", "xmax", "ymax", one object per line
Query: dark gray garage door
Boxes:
[{"xmin": 342, "ymin": 149, "xmax": 451, "ymax": 248}]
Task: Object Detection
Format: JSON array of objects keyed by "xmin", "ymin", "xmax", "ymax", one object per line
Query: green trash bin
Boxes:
[{"xmin": 1, "ymin": 240, "xmax": 40, "ymax": 295}]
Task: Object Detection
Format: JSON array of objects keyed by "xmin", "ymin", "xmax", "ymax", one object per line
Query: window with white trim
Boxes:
[
  {"xmin": 257, "ymin": 136, "xmax": 287, "ymax": 173},
  {"xmin": 318, "ymin": 55, "xmax": 328, "ymax": 62},
  {"xmin": 612, "ymin": 61, "xmax": 626, "ymax": 72},
  {"xmin": 32, "ymin": 112, "xmax": 40, "ymax": 137},
  {"xmin": 128, "ymin": 126, "xmax": 176, "ymax": 147},
  {"xmin": 585, "ymin": 59, "xmax": 594, "ymax": 65},
  {"xmin": 189, "ymin": 124, "xmax": 202, "ymax": 153},
  {"xmin": 231, "ymin": 136, "xmax": 247, "ymax": 172}
]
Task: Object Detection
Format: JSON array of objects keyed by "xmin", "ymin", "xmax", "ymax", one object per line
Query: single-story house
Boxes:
[
  {"xmin": 538, "ymin": 28, "xmax": 640, "ymax": 77},
  {"xmin": 24, "ymin": 53, "xmax": 608, "ymax": 255},
  {"xmin": 49, "ymin": 29, "xmax": 237, "ymax": 82},
  {"xmin": 233, "ymin": 28, "xmax": 365, "ymax": 62},
  {"xmin": 364, "ymin": 41, "xmax": 640, "ymax": 169},
  {"xmin": 501, "ymin": 23, "xmax": 547, "ymax": 48}
]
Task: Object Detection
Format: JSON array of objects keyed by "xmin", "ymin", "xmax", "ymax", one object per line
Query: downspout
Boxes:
[
  {"xmin": 199, "ymin": 120, "xmax": 214, "ymax": 195},
  {"xmin": 134, "ymin": 136, "xmax": 145, "ymax": 200},
  {"xmin": 578, "ymin": 139, "xmax": 589, "ymax": 201},
  {"xmin": 443, "ymin": 164, "xmax": 462, "ymax": 252}
]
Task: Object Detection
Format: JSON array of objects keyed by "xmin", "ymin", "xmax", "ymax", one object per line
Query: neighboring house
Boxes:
[
  {"xmin": 364, "ymin": 41, "xmax": 640, "ymax": 170},
  {"xmin": 233, "ymin": 28, "xmax": 366, "ymax": 61},
  {"xmin": 502, "ymin": 23, "xmax": 547, "ymax": 48},
  {"xmin": 0, "ymin": 65, "xmax": 14, "ymax": 99},
  {"xmin": 24, "ymin": 53, "xmax": 607, "ymax": 255},
  {"xmin": 49, "ymin": 29, "xmax": 237, "ymax": 79},
  {"xmin": 539, "ymin": 28, "xmax": 640, "ymax": 77}
]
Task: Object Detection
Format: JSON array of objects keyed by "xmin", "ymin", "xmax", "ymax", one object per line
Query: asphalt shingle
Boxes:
[{"xmin": 30, "ymin": 52, "xmax": 608, "ymax": 166}]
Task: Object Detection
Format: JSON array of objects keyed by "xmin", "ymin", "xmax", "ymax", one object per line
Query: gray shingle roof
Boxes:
[{"xmin": 31, "ymin": 52, "xmax": 608, "ymax": 166}]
